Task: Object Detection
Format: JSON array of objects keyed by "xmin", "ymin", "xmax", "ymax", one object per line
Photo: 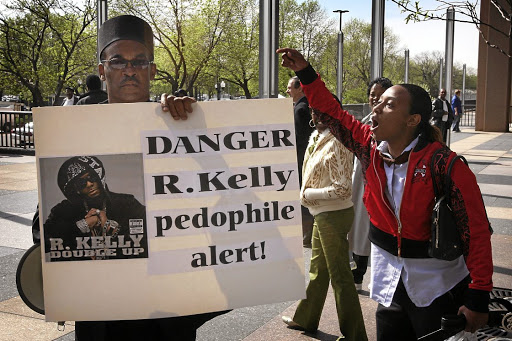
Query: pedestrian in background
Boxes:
[
  {"xmin": 282, "ymin": 94, "xmax": 367, "ymax": 341},
  {"xmin": 451, "ymin": 89, "xmax": 462, "ymax": 132},
  {"xmin": 348, "ymin": 77, "xmax": 393, "ymax": 292},
  {"xmin": 77, "ymin": 74, "xmax": 108, "ymax": 105},
  {"xmin": 431, "ymin": 88, "xmax": 453, "ymax": 142},
  {"xmin": 277, "ymin": 47, "xmax": 492, "ymax": 340},
  {"xmin": 62, "ymin": 86, "xmax": 79, "ymax": 106},
  {"xmin": 174, "ymin": 88, "xmax": 188, "ymax": 97},
  {"xmin": 286, "ymin": 76, "xmax": 315, "ymax": 248}
]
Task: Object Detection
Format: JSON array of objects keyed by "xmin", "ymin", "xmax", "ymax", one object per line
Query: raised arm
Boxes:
[{"xmin": 277, "ymin": 47, "xmax": 373, "ymax": 172}]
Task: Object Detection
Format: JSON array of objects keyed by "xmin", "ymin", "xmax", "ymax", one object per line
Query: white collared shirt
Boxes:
[
  {"xmin": 293, "ymin": 95, "xmax": 306, "ymax": 106},
  {"xmin": 370, "ymin": 137, "xmax": 469, "ymax": 307},
  {"xmin": 62, "ymin": 97, "xmax": 76, "ymax": 106},
  {"xmin": 441, "ymin": 99, "xmax": 449, "ymax": 122}
]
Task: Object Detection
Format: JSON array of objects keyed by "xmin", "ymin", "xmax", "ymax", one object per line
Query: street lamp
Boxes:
[
  {"xmin": 462, "ymin": 63, "xmax": 466, "ymax": 115},
  {"xmin": 439, "ymin": 58, "xmax": 444, "ymax": 93},
  {"xmin": 404, "ymin": 49, "xmax": 409, "ymax": 83},
  {"xmin": 370, "ymin": 0, "xmax": 385, "ymax": 79},
  {"xmin": 97, "ymin": 0, "xmax": 108, "ymax": 90},
  {"xmin": 333, "ymin": 10, "xmax": 348, "ymax": 101}
]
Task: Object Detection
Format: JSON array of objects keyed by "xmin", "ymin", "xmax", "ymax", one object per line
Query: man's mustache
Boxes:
[{"xmin": 120, "ymin": 75, "xmax": 139, "ymax": 85}]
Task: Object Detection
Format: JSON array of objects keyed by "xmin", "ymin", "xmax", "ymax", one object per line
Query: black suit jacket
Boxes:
[
  {"xmin": 294, "ymin": 96, "xmax": 314, "ymax": 185},
  {"xmin": 432, "ymin": 97, "xmax": 454, "ymax": 127}
]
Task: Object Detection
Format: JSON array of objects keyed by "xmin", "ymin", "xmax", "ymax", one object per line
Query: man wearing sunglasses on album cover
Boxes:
[{"xmin": 43, "ymin": 155, "xmax": 147, "ymax": 261}]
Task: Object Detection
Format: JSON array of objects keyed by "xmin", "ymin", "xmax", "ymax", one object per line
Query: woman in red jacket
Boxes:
[{"xmin": 277, "ymin": 48, "xmax": 493, "ymax": 340}]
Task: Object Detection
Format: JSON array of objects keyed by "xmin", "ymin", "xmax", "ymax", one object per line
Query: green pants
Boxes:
[{"xmin": 293, "ymin": 208, "xmax": 368, "ymax": 340}]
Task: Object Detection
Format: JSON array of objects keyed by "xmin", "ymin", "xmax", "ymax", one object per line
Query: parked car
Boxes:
[
  {"xmin": 2, "ymin": 95, "xmax": 20, "ymax": 102},
  {"xmin": 11, "ymin": 122, "xmax": 34, "ymax": 147}
]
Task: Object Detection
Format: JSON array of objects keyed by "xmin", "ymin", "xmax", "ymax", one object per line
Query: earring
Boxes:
[{"xmin": 309, "ymin": 119, "xmax": 315, "ymax": 128}]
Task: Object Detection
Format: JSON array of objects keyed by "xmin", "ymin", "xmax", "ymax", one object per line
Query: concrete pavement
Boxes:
[{"xmin": 0, "ymin": 127, "xmax": 511, "ymax": 340}]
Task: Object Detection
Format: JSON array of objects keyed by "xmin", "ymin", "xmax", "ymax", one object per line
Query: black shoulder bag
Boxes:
[{"xmin": 429, "ymin": 150, "xmax": 467, "ymax": 261}]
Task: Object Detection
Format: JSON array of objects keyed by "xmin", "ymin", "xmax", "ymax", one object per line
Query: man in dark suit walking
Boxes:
[
  {"xmin": 431, "ymin": 88, "xmax": 454, "ymax": 142},
  {"xmin": 287, "ymin": 76, "xmax": 315, "ymax": 247}
]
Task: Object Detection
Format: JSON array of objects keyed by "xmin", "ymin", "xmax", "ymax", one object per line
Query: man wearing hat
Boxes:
[
  {"xmin": 97, "ymin": 14, "xmax": 194, "ymax": 116},
  {"xmin": 33, "ymin": 14, "xmax": 223, "ymax": 341}
]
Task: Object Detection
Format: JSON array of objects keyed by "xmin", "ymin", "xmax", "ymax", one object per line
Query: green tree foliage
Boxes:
[
  {"xmin": 211, "ymin": 0, "xmax": 260, "ymax": 99},
  {"xmin": 113, "ymin": 0, "xmax": 239, "ymax": 97},
  {"xmin": 333, "ymin": 18, "xmax": 402, "ymax": 103},
  {"xmin": 406, "ymin": 50, "xmax": 477, "ymax": 98},
  {"xmin": 0, "ymin": 13, "xmax": 48, "ymax": 104},
  {"xmin": 0, "ymin": 0, "xmax": 97, "ymax": 107},
  {"xmin": 0, "ymin": 0, "xmax": 479, "ymax": 105},
  {"xmin": 278, "ymin": 0, "xmax": 335, "ymax": 98},
  {"xmin": 409, "ymin": 51, "xmax": 444, "ymax": 97}
]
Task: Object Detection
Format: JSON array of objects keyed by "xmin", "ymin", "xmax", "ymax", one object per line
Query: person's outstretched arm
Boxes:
[{"xmin": 277, "ymin": 47, "xmax": 373, "ymax": 172}]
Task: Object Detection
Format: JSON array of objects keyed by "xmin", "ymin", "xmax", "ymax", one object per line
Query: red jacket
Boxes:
[{"xmin": 298, "ymin": 65, "xmax": 493, "ymax": 310}]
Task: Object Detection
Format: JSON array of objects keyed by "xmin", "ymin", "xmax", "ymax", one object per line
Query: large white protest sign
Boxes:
[{"xmin": 34, "ymin": 99, "xmax": 305, "ymax": 322}]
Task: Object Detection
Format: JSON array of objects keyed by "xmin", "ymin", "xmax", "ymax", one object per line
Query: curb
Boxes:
[{"xmin": 0, "ymin": 147, "xmax": 35, "ymax": 156}]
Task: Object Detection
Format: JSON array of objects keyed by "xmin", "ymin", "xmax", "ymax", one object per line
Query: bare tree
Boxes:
[
  {"xmin": 390, "ymin": 0, "xmax": 512, "ymax": 58},
  {"xmin": 410, "ymin": 51, "xmax": 444, "ymax": 97}
]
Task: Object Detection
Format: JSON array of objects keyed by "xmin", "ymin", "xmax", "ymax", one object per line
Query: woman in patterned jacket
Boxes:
[{"xmin": 282, "ymin": 96, "xmax": 367, "ymax": 340}]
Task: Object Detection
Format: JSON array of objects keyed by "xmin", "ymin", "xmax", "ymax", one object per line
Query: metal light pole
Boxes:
[
  {"xmin": 97, "ymin": 0, "xmax": 108, "ymax": 62},
  {"xmin": 370, "ymin": 0, "xmax": 385, "ymax": 80},
  {"xmin": 444, "ymin": 7, "xmax": 455, "ymax": 100},
  {"xmin": 97, "ymin": 0, "xmax": 108, "ymax": 90},
  {"xmin": 259, "ymin": 0, "xmax": 279, "ymax": 98},
  {"xmin": 333, "ymin": 10, "xmax": 348, "ymax": 101},
  {"xmin": 404, "ymin": 49, "xmax": 409, "ymax": 83},
  {"xmin": 462, "ymin": 64, "xmax": 466, "ymax": 114},
  {"xmin": 439, "ymin": 58, "xmax": 444, "ymax": 92},
  {"xmin": 444, "ymin": 7, "xmax": 455, "ymax": 146}
]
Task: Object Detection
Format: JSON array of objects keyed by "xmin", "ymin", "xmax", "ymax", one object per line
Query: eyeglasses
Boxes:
[
  {"xmin": 101, "ymin": 58, "xmax": 154, "ymax": 70},
  {"xmin": 74, "ymin": 174, "xmax": 96, "ymax": 191}
]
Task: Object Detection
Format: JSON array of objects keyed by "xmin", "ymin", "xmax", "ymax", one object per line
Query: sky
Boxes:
[{"xmin": 321, "ymin": 0, "xmax": 480, "ymax": 72}]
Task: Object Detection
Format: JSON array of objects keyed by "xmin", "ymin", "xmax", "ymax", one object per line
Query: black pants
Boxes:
[
  {"xmin": 301, "ymin": 205, "xmax": 314, "ymax": 246},
  {"xmin": 75, "ymin": 310, "xmax": 230, "ymax": 341},
  {"xmin": 434, "ymin": 120, "xmax": 449, "ymax": 143},
  {"xmin": 351, "ymin": 253, "xmax": 369, "ymax": 284},
  {"xmin": 452, "ymin": 114, "xmax": 461, "ymax": 132},
  {"xmin": 376, "ymin": 276, "xmax": 469, "ymax": 340}
]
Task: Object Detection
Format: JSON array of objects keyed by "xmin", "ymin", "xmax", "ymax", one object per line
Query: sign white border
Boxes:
[{"xmin": 34, "ymin": 99, "xmax": 305, "ymax": 321}]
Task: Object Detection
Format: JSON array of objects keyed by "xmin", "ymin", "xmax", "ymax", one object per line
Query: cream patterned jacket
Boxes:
[{"xmin": 301, "ymin": 128, "xmax": 354, "ymax": 216}]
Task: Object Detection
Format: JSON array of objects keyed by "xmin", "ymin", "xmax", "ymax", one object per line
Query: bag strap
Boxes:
[
  {"xmin": 444, "ymin": 154, "xmax": 468, "ymax": 204},
  {"xmin": 430, "ymin": 148, "xmax": 446, "ymax": 200},
  {"xmin": 430, "ymin": 147, "xmax": 468, "ymax": 201}
]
